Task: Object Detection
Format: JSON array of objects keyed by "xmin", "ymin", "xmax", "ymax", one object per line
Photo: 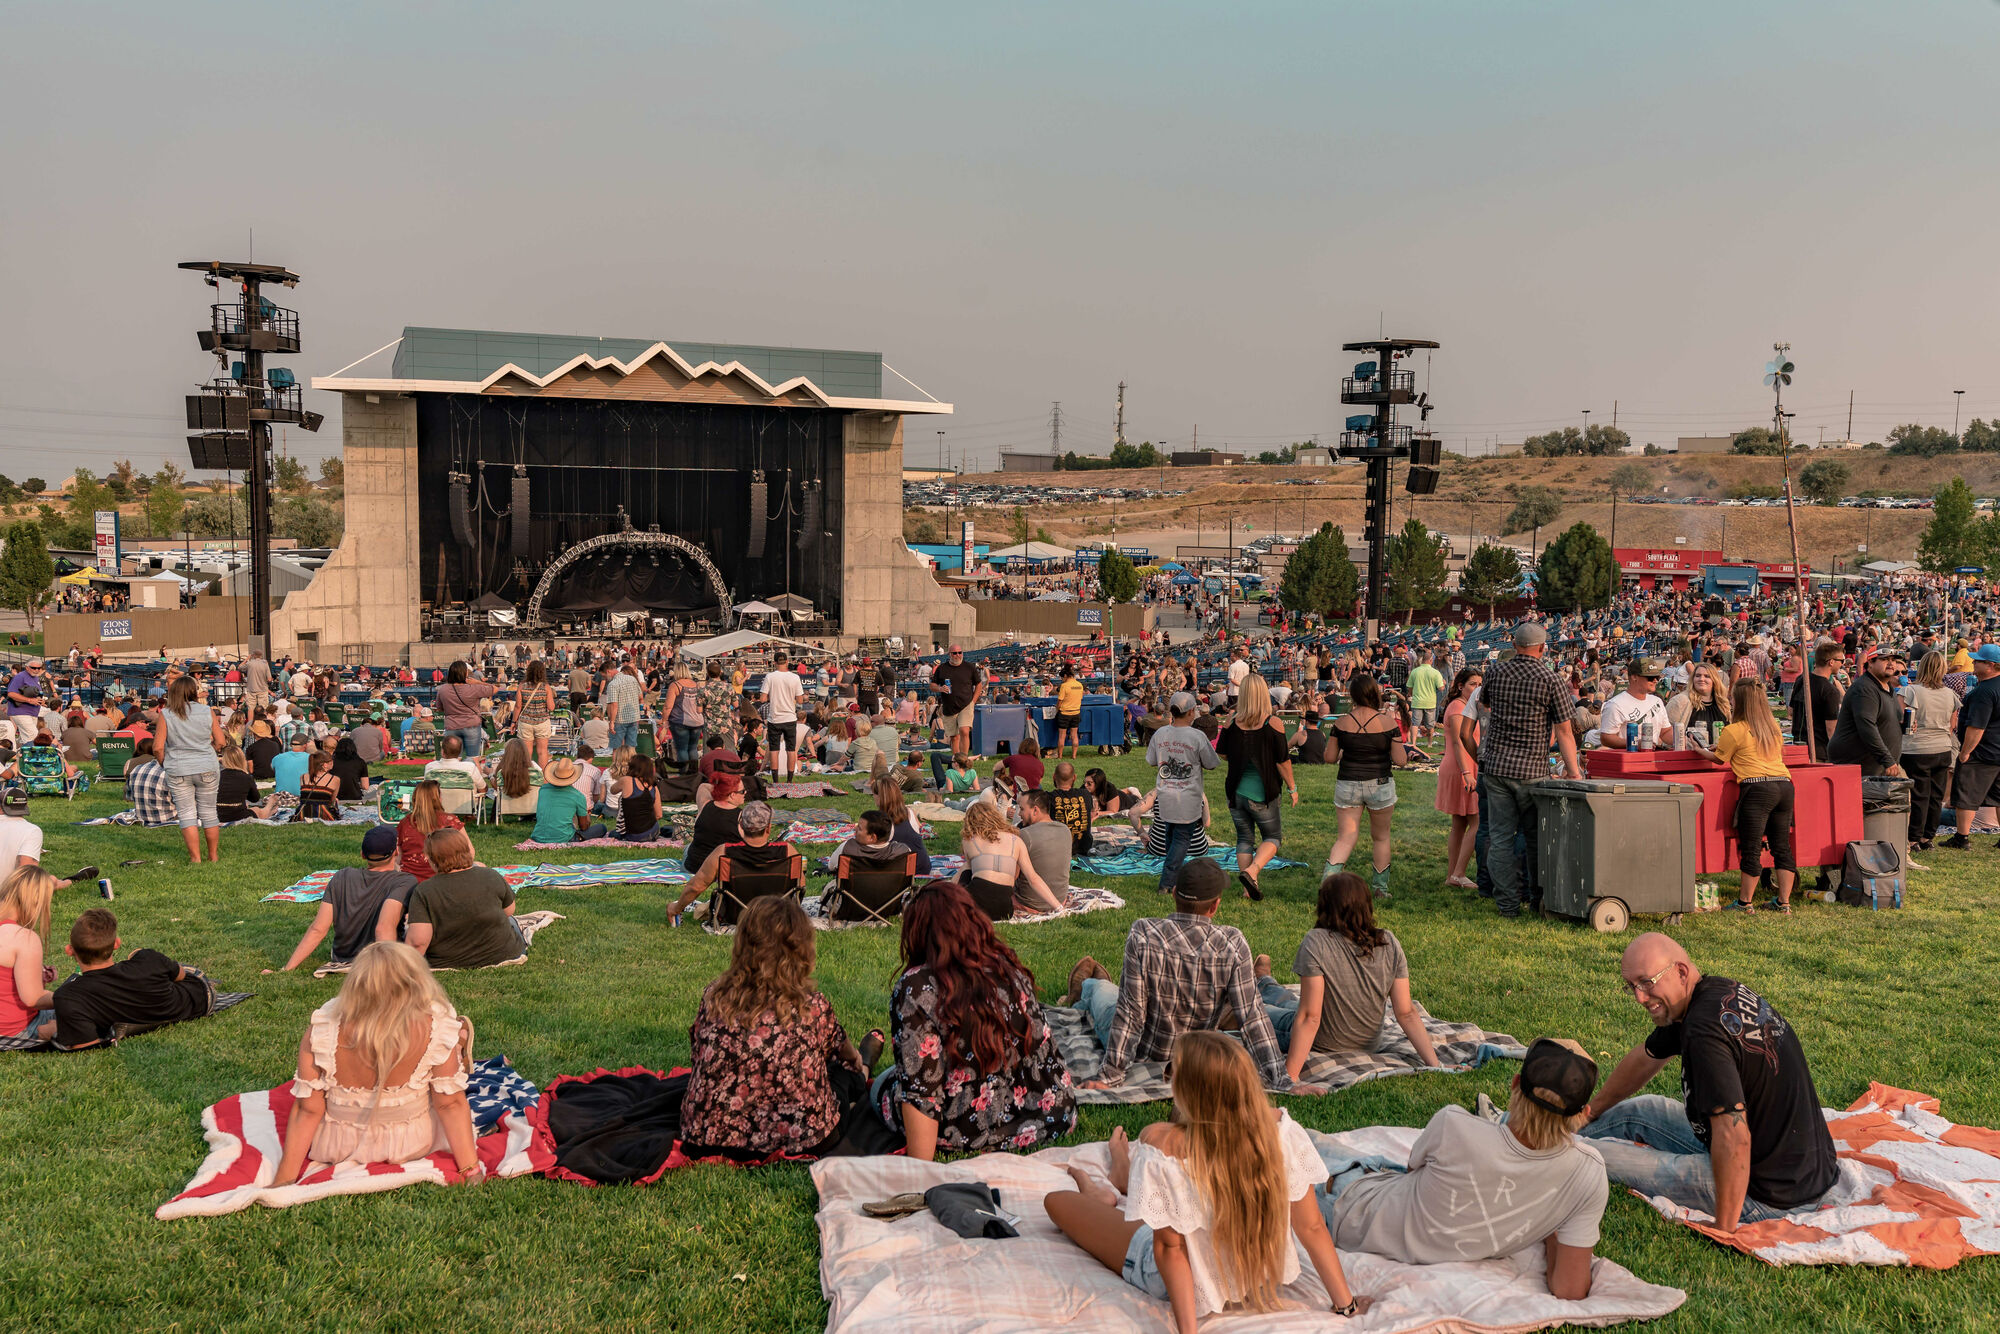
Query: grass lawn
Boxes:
[{"xmin": 3, "ymin": 751, "xmax": 1997, "ymax": 1333}]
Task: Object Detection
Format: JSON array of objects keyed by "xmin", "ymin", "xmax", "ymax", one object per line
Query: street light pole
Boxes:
[{"xmin": 1955, "ymin": 389, "xmax": 1966, "ymax": 443}]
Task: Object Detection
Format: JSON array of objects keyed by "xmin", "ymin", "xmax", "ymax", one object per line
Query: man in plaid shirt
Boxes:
[
  {"xmin": 123, "ymin": 741, "xmax": 179, "ymax": 828},
  {"xmin": 1066, "ymin": 859, "xmax": 1301, "ymax": 1092},
  {"xmin": 1477, "ymin": 622, "xmax": 1582, "ymax": 917}
]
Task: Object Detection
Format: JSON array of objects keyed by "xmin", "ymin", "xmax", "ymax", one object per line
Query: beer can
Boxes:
[
  {"xmin": 98, "ymin": 877, "xmax": 114, "ymax": 901},
  {"xmin": 1626, "ymin": 721, "xmax": 1639, "ymax": 749}
]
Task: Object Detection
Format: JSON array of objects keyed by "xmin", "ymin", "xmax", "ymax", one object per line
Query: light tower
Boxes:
[
  {"xmin": 1337, "ymin": 337, "xmax": 1440, "ymax": 641},
  {"xmin": 180, "ymin": 261, "xmax": 323, "ymax": 651}
]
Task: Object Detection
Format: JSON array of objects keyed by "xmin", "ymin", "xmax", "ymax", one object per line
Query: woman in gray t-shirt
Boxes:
[
  {"xmin": 159, "ymin": 675, "xmax": 227, "ymax": 864},
  {"xmin": 1256, "ymin": 871, "xmax": 1442, "ymax": 1081}
]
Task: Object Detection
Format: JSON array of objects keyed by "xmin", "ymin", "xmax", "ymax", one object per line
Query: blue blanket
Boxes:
[{"xmin": 1069, "ymin": 848, "xmax": 1307, "ymax": 878}]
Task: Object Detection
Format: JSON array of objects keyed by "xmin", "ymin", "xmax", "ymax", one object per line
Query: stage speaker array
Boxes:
[
  {"xmin": 511, "ymin": 468, "xmax": 532, "ymax": 558},
  {"xmin": 747, "ymin": 471, "xmax": 767, "ymax": 558},
  {"xmin": 799, "ymin": 483, "xmax": 820, "ymax": 551},
  {"xmin": 448, "ymin": 472, "xmax": 474, "ymax": 548}
]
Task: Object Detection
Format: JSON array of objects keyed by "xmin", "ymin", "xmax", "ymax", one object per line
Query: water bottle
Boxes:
[{"xmin": 1626, "ymin": 721, "xmax": 1639, "ymax": 750}]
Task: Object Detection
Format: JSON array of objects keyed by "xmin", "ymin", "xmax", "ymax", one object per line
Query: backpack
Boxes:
[{"xmin": 1838, "ymin": 840, "xmax": 1903, "ymax": 910}]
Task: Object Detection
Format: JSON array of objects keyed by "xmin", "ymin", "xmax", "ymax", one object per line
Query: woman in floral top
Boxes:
[
  {"xmin": 869, "ymin": 880, "xmax": 1076, "ymax": 1159},
  {"xmin": 697, "ymin": 662, "xmax": 736, "ymax": 742},
  {"xmin": 679, "ymin": 897, "xmax": 868, "ymax": 1161}
]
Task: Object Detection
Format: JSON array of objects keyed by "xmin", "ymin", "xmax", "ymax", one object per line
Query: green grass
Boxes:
[{"xmin": 3, "ymin": 754, "xmax": 1997, "ymax": 1333}]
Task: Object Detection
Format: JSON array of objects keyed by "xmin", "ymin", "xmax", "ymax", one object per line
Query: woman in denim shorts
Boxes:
[{"xmin": 1322, "ymin": 672, "xmax": 1418, "ymax": 900}]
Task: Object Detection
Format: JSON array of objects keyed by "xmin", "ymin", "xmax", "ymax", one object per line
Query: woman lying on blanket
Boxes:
[
  {"xmin": 1256, "ymin": 872, "xmax": 1440, "ymax": 1084},
  {"xmin": 862, "ymin": 880, "xmax": 1074, "ymax": 1160},
  {"xmin": 678, "ymin": 897, "xmax": 873, "ymax": 1162},
  {"xmin": 1045, "ymin": 1031, "xmax": 1368, "ymax": 1330},
  {"xmin": 271, "ymin": 942, "xmax": 484, "ymax": 1186}
]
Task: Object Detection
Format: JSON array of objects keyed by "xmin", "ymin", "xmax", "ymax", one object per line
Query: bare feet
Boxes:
[
  {"xmin": 1253, "ymin": 953, "xmax": 1273, "ymax": 979},
  {"xmin": 1108, "ymin": 1125, "xmax": 1131, "ymax": 1192},
  {"xmin": 1065, "ymin": 1162, "xmax": 1116, "ymax": 1206}
]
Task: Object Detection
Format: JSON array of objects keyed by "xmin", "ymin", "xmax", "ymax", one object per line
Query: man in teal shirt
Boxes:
[
  {"xmin": 531, "ymin": 758, "xmax": 606, "ymax": 843},
  {"xmin": 1407, "ymin": 650, "xmax": 1446, "ymax": 741}
]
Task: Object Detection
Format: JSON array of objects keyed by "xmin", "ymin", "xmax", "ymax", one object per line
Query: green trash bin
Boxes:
[{"xmin": 1530, "ymin": 778, "xmax": 1705, "ymax": 932}]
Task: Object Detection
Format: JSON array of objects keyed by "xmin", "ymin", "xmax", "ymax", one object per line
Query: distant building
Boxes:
[
  {"xmin": 1173, "ymin": 450, "xmax": 1245, "ymax": 467},
  {"xmin": 998, "ymin": 451, "xmax": 1059, "ymax": 473},
  {"xmin": 1292, "ymin": 446, "xmax": 1334, "ymax": 466},
  {"xmin": 1676, "ymin": 436, "xmax": 1732, "ymax": 454}
]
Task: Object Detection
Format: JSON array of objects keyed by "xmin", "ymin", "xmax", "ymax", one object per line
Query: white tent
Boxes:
[
  {"xmin": 733, "ymin": 600, "xmax": 781, "ymax": 615},
  {"xmin": 678, "ymin": 629, "xmax": 838, "ymax": 659},
  {"xmin": 986, "ymin": 540, "xmax": 1075, "ymax": 561}
]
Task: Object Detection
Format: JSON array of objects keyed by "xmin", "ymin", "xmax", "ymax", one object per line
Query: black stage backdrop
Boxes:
[{"xmin": 415, "ymin": 395, "xmax": 843, "ymax": 622}]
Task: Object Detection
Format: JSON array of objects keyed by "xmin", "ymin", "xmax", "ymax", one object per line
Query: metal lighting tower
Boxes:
[
  {"xmin": 180, "ymin": 261, "xmax": 323, "ymax": 652},
  {"xmin": 1337, "ymin": 337, "xmax": 1440, "ymax": 641},
  {"xmin": 1767, "ymin": 343, "xmax": 1816, "ymax": 748}
]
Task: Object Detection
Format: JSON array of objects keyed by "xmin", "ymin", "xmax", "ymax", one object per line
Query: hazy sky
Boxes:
[{"xmin": 3, "ymin": 1, "xmax": 1996, "ymax": 479}]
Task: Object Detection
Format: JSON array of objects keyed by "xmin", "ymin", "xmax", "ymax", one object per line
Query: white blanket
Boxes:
[{"xmin": 813, "ymin": 1126, "xmax": 1686, "ymax": 1333}]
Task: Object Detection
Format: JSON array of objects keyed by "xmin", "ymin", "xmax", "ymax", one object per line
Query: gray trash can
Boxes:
[
  {"xmin": 1531, "ymin": 779, "xmax": 1705, "ymax": 932},
  {"xmin": 1861, "ymin": 775, "xmax": 1912, "ymax": 860}
]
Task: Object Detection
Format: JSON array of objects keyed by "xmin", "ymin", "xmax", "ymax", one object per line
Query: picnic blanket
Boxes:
[
  {"xmin": 1639, "ymin": 1083, "xmax": 2000, "ymax": 1268},
  {"xmin": 266, "ymin": 860, "xmax": 693, "ymax": 904},
  {"xmin": 1070, "ymin": 847, "xmax": 1307, "ymax": 879},
  {"xmin": 513, "ymin": 836, "xmax": 685, "ymax": 851},
  {"xmin": 310, "ymin": 911, "xmax": 565, "ymax": 977},
  {"xmin": 812, "ymin": 1137, "xmax": 1686, "ymax": 1334},
  {"xmin": 1046, "ymin": 996, "xmax": 1524, "ymax": 1104},
  {"xmin": 156, "ymin": 1056, "xmax": 552, "ymax": 1219},
  {"xmin": 85, "ymin": 805, "xmax": 381, "ymax": 828},
  {"xmin": 767, "ymin": 781, "xmax": 844, "ymax": 798},
  {"xmin": 0, "ymin": 989, "xmax": 254, "ymax": 1053},
  {"xmin": 700, "ymin": 886, "xmax": 1125, "ymax": 936}
]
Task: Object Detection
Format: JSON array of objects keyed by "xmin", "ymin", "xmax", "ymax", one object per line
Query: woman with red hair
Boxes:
[{"xmin": 866, "ymin": 880, "xmax": 1075, "ymax": 1160}]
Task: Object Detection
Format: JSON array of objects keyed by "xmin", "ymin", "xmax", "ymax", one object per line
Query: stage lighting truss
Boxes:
[{"xmin": 524, "ymin": 524, "xmax": 733, "ymax": 627}]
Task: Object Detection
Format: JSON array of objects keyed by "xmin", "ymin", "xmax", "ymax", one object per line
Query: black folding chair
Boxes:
[
  {"xmin": 713, "ymin": 846, "xmax": 805, "ymax": 927},
  {"xmin": 824, "ymin": 852, "xmax": 916, "ymax": 925}
]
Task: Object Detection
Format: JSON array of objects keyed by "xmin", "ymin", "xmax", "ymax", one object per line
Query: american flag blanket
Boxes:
[
  {"xmin": 1047, "ymin": 995, "xmax": 1523, "ymax": 1105},
  {"xmin": 1643, "ymin": 1083, "xmax": 2000, "ymax": 1268},
  {"xmin": 156, "ymin": 1056, "xmax": 552, "ymax": 1219}
]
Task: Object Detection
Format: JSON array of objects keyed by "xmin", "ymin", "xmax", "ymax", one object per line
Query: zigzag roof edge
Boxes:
[{"xmin": 476, "ymin": 342, "xmax": 834, "ymax": 405}]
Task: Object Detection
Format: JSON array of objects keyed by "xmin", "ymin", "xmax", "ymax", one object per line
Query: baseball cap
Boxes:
[
  {"xmin": 1628, "ymin": 657, "xmax": 1664, "ymax": 679},
  {"xmin": 361, "ymin": 825, "xmax": 398, "ymax": 860},
  {"xmin": 1512, "ymin": 621, "xmax": 1548, "ymax": 648},
  {"xmin": 1519, "ymin": 1038, "xmax": 1599, "ymax": 1118},
  {"xmin": 1974, "ymin": 644, "xmax": 2000, "ymax": 665},
  {"xmin": 1172, "ymin": 858, "xmax": 1226, "ymax": 904},
  {"xmin": 1168, "ymin": 690, "xmax": 1198, "ymax": 716}
]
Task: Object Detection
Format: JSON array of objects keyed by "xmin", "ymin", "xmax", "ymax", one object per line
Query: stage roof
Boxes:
[{"xmin": 312, "ymin": 326, "xmax": 951, "ymax": 415}]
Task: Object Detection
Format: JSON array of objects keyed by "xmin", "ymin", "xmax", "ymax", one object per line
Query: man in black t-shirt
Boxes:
[
  {"xmin": 1577, "ymin": 933, "xmax": 1840, "ymax": 1231},
  {"xmin": 1788, "ymin": 642, "xmax": 1845, "ymax": 761},
  {"xmin": 51, "ymin": 909, "xmax": 211, "ymax": 1050},
  {"xmin": 929, "ymin": 645, "xmax": 983, "ymax": 763},
  {"xmin": 1290, "ymin": 714, "xmax": 1330, "ymax": 765}
]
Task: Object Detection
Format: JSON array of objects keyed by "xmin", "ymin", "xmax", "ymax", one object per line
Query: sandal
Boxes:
[
  {"xmin": 859, "ymin": 1028, "xmax": 886, "ymax": 1071},
  {"xmin": 1238, "ymin": 870, "xmax": 1263, "ymax": 902},
  {"xmin": 861, "ymin": 1192, "xmax": 929, "ymax": 1219}
]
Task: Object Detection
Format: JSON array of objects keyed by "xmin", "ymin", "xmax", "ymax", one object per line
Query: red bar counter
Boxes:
[{"xmin": 1583, "ymin": 746, "xmax": 1862, "ymax": 873}]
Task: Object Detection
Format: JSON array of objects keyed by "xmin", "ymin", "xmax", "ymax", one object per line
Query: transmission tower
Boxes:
[
  {"xmin": 1114, "ymin": 382, "xmax": 1127, "ymax": 449},
  {"xmin": 1049, "ymin": 401, "xmax": 1063, "ymax": 456}
]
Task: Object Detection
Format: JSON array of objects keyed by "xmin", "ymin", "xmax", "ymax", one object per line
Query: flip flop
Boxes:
[
  {"xmin": 862, "ymin": 1192, "xmax": 929, "ymax": 1219},
  {"xmin": 1237, "ymin": 871, "xmax": 1263, "ymax": 901}
]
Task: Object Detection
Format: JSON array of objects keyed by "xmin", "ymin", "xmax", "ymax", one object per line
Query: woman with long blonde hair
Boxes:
[
  {"xmin": 1666, "ymin": 662, "xmax": 1731, "ymax": 750},
  {"xmin": 270, "ymin": 941, "xmax": 481, "ymax": 1184},
  {"xmin": 0, "ymin": 867, "xmax": 59, "ymax": 1040},
  {"xmin": 1046, "ymin": 1031, "xmax": 1366, "ymax": 1327},
  {"xmin": 1694, "ymin": 679, "xmax": 1797, "ymax": 913}
]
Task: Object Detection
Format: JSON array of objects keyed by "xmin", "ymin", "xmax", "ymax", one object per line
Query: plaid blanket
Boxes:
[
  {"xmin": 702, "ymin": 886, "xmax": 1125, "ymax": 936},
  {"xmin": 1069, "ymin": 847, "xmax": 1307, "ymax": 879},
  {"xmin": 1045, "ymin": 995, "xmax": 1523, "ymax": 1104},
  {"xmin": 267, "ymin": 861, "xmax": 692, "ymax": 904},
  {"xmin": 155, "ymin": 1056, "xmax": 552, "ymax": 1219},
  {"xmin": 84, "ymin": 805, "xmax": 381, "ymax": 828},
  {"xmin": 312, "ymin": 912, "xmax": 564, "ymax": 977},
  {"xmin": 0, "ymin": 990, "xmax": 254, "ymax": 1052},
  {"xmin": 767, "ymin": 781, "xmax": 844, "ymax": 798}
]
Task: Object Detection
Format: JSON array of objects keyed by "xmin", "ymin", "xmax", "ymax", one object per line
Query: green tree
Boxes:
[
  {"xmin": 184, "ymin": 492, "xmax": 247, "ymax": 537},
  {"xmin": 145, "ymin": 481, "xmax": 186, "ymax": 539},
  {"xmin": 274, "ymin": 496, "xmax": 343, "ymax": 548},
  {"xmin": 1537, "ymin": 522, "xmax": 1614, "ymax": 611},
  {"xmin": 319, "ymin": 455, "xmax": 345, "ymax": 486},
  {"xmin": 0, "ymin": 475, "xmax": 19, "ymax": 504},
  {"xmin": 1461, "ymin": 541, "xmax": 1523, "ymax": 617},
  {"xmin": 1889, "ymin": 424, "xmax": 1958, "ymax": 458},
  {"xmin": 906, "ymin": 512, "xmax": 940, "ymax": 544},
  {"xmin": 34, "ymin": 503, "xmax": 90, "ymax": 551},
  {"xmin": 65, "ymin": 469, "xmax": 115, "ymax": 527},
  {"xmin": 1383, "ymin": 517, "xmax": 1449, "ymax": 622},
  {"xmin": 1097, "ymin": 549, "xmax": 1139, "ymax": 604},
  {"xmin": 1798, "ymin": 458, "xmax": 1851, "ymax": 505},
  {"xmin": 1007, "ymin": 506, "xmax": 1031, "ymax": 547},
  {"xmin": 22, "ymin": 478, "xmax": 46, "ymax": 496},
  {"xmin": 1278, "ymin": 522, "xmax": 1358, "ymax": 620},
  {"xmin": 1918, "ymin": 477, "xmax": 1979, "ymax": 575},
  {"xmin": 1108, "ymin": 440, "xmax": 1164, "ymax": 469},
  {"xmin": 1609, "ymin": 463, "xmax": 1650, "ymax": 496},
  {"xmin": 1522, "ymin": 425, "xmax": 1629, "ymax": 457},
  {"xmin": 0, "ymin": 520, "xmax": 57, "ymax": 627},
  {"xmin": 273, "ymin": 454, "xmax": 311, "ymax": 494},
  {"xmin": 1731, "ymin": 427, "xmax": 1784, "ymax": 456},
  {"xmin": 1642, "ymin": 443, "xmax": 1663, "ymax": 457},
  {"xmin": 1501, "ymin": 485, "xmax": 1563, "ymax": 538},
  {"xmin": 1963, "ymin": 419, "xmax": 2000, "ymax": 454}
]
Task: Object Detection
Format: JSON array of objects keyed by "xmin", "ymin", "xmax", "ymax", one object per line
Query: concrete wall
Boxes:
[
  {"xmin": 271, "ymin": 393, "xmax": 421, "ymax": 662},
  {"xmin": 972, "ymin": 600, "xmax": 1155, "ymax": 639},
  {"xmin": 45, "ymin": 598, "xmax": 254, "ymax": 655},
  {"xmin": 841, "ymin": 413, "xmax": 976, "ymax": 645}
]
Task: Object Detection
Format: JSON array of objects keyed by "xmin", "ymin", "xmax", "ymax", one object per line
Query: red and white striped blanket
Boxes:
[
  {"xmin": 1643, "ymin": 1083, "xmax": 2000, "ymax": 1267},
  {"xmin": 156, "ymin": 1084, "xmax": 552, "ymax": 1219}
]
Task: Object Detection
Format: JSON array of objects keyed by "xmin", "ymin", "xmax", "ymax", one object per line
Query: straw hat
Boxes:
[{"xmin": 545, "ymin": 758, "xmax": 580, "ymax": 786}]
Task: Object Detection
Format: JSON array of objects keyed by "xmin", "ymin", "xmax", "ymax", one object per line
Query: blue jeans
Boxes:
[
  {"xmin": 1579, "ymin": 1095, "xmax": 1795, "ymax": 1222},
  {"xmin": 1255, "ymin": 973, "xmax": 1299, "ymax": 1048},
  {"xmin": 1228, "ymin": 791, "xmax": 1283, "ymax": 865},
  {"xmin": 669, "ymin": 722, "xmax": 700, "ymax": 767},
  {"xmin": 1474, "ymin": 771, "xmax": 1494, "ymax": 896},
  {"xmin": 1482, "ymin": 773, "xmax": 1541, "ymax": 916},
  {"xmin": 1075, "ymin": 976, "xmax": 1119, "ymax": 1050},
  {"xmin": 610, "ymin": 721, "xmax": 639, "ymax": 752},
  {"xmin": 451, "ymin": 726, "xmax": 485, "ymax": 759},
  {"xmin": 1154, "ymin": 819, "xmax": 1202, "ymax": 891},
  {"xmin": 1309, "ymin": 1145, "xmax": 1409, "ymax": 1231}
]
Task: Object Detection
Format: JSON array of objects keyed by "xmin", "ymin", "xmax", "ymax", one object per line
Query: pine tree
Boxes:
[
  {"xmin": 1537, "ymin": 522, "xmax": 1615, "ymax": 611},
  {"xmin": 0, "ymin": 520, "xmax": 57, "ymax": 628},
  {"xmin": 1383, "ymin": 517, "xmax": 1449, "ymax": 623},
  {"xmin": 1461, "ymin": 541, "xmax": 1523, "ymax": 617},
  {"xmin": 1918, "ymin": 477, "xmax": 1979, "ymax": 575}
]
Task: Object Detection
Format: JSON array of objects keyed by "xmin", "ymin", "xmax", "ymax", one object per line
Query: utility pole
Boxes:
[
  {"xmin": 1049, "ymin": 401, "xmax": 1063, "ymax": 458},
  {"xmin": 1768, "ymin": 342, "xmax": 1815, "ymax": 753},
  {"xmin": 1847, "ymin": 390, "xmax": 1854, "ymax": 445},
  {"xmin": 1955, "ymin": 389, "xmax": 1967, "ymax": 442},
  {"xmin": 1611, "ymin": 400, "xmax": 1618, "ymax": 431},
  {"xmin": 1114, "ymin": 382, "xmax": 1127, "ymax": 450},
  {"xmin": 937, "ymin": 428, "xmax": 944, "ymax": 475}
]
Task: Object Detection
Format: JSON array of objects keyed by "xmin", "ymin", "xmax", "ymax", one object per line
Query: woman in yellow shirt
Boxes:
[
  {"xmin": 1696, "ymin": 679, "xmax": 1796, "ymax": 914},
  {"xmin": 1054, "ymin": 662, "xmax": 1087, "ymax": 761}
]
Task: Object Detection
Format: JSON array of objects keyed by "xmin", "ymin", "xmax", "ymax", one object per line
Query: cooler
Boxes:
[
  {"xmin": 1531, "ymin": 778, "xmax": 1705, "ymax": 932},
  {"xmin": 1584, "ymin": 747, "xmax": 1862, "ymax": 873}
]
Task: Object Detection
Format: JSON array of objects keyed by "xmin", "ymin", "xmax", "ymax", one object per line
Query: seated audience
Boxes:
[
  {"xmin": 867, "ymin": 879, "xmax": 1075, "ymax": 1159},
  {"xmin": 1318, "ymin": 1037, "xmax": 1606, "ymax": 1299},
  {"xmin": 350, "ymin": 714, "xmax": 392, "ymax": 764},
  {"xmin": 294, "ymin": 752, "xmax": 344, "ymax": 823},
  {"xmin": 1290, "ymin": 712, "xmax": 1331, "ymax": 765},
  {"xmin": 244, "ymin": 719, "xmax": 282, "ymax": 779},
  {"xmin": 1045, "ymin": 1031, "xmax": 1365, "ymax": 1325},
  {"xmin": 49, "ymin": 907, "xmax": 215, "ymax": 1050},
  {"xmin": 123, "ymin": 741, "xmax": 179, "ymax": 827},
  {"xmin": 0, "ymin": 866, "xmax": 58, "ymax": 1040},
  {"xmin": 272, "ymin": 826, "xmax": 417, "ymax": 973},
  {"xmin": 578, "ymin": 707, "xmax": 610, "ymax": 752},
  {"xmin": 669, "ymin": 801, "xmax": 797, "ymax": 919},
  {"xmin": 1580, "ymin": 934, "xmax": 1841, "ymax": 1231},
  {"xmin": 396, "ymin": 780, "xmax": 463, "ymax": 881},
  {"xmin": 571, "ymin": 744, "xmax": 610, "ymax": 813},
  {"xmin": 958, "ymin": 800, "xmax": 1063, "ymax": 920},
  {"xmin": 873, "ymin": 776, "xmax": 933, "ymax": 876},
  {"xmin": 404, "ymin": 829, "xmax": 526, "ymax": 969},
  {"xmin": 423, "ymin": 734, "xmax": 487, "ymax": 796},
  {"xmin": 1047, "ymin": 761, "xmax": 1095, "ymax": 854},
  {"xmin": 681, "ymin": 770, "xmax": 743, "ymax": 872},
  {"xmin": 1068, "ymin": 859, "xmax": 1297, "ymax": 1092},
  {"xmin": 833, "ymin": 809, "xmax": 909, "ymax": 869},
  {"xmin": 216, "ymin": 745, "xmax": 283, "ymax": 823},
  {"xmin": 943, "ymin": 752, "xmax": 980, "ymax": 796},
  {"xmin": 531, "ymin": 758, "xmax": 607, "ymax": 844},
  {"xmin": 819, "ymin": 716, "xmax": 852, "ymax": 771},
  {"xmin": 995, "ymin": 735, "xmax": 1046, "ymax": 792},
  {"xmin": 613, "ymin": 752, "xmax": 662, "ymax": 842},
  {"xmin": 1083, "ymin": 767, "xmax": 1142, "ymax": 815},
  {"xmin": 846, "ymin": 715, "xmax": 884, "ymax": 780},
  {"xmin": 487, "ymin": 737, "xmax": 539, "ymax": 804},
  {"xmin": 1257, "ymin": 872, "xmax": 1440, "ymax": 1083},
  {"xmin": 58, "ymin": 711, "xmax": 94, "ymax": 767},
  {"xmin": 1016, "ymin": 790, "xmax": 1074, "ymax": 905},
  {"xmin": 271, "ymin": 733, "xmax": 314, "ymax": 796},
  {"xmin": 271, "ymin": 941, "xmax": 481, "ymax": 1184},
  {"xmin": 677, "ymin": 896, "xmax": 869, "ymax": 1161},
  {"xmin": 697, "ymin": 735, "xmax": 740, "ymax": 785}
]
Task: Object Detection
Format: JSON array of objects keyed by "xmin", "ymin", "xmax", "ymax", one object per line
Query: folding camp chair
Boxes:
[
  {"xmin": 492, "ymin": 767, "xmax": 544, "ymax": 821},
  {"xmin": 823, "ymin": 852, "xmax": 916, "ymax": 925},
  {"xmin": 547, "ymin": 710, "xmax": 576, "ymax": 758},
  {"xmin": 376, "ymin": 778, "xmax": 422, "ymax": 824},
  {"xmin": 428, "ymin": 767, "xmax": 483, "ymax": 824},
  {"xmin": 401, "ymin": 716, "xmax": 439, "ymax": 758},
  {"xmin": 713, "ymin": 846, "xmax": 805, "ymax": 927},
  {"xmin": 16, "ymin": 746, "xmax": 86, "ymax": 800},
  {"xmin": 94, "ymin": 732, "xmax": 136, "ymax": 784}
]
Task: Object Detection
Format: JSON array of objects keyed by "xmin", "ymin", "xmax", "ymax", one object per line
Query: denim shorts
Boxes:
[
  {"xmin": 1335, "ymin": 777, "xmax": 1397, "ymax": 810},
  {"xmin": 1121, "ymin": 1225, "xmax": 1169, "ymax": 1301}
]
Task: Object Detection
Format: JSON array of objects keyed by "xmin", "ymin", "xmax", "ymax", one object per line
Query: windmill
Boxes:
[{"xmin": 1767, "ymin": 342, "xmax": 1816, "ymax": 753}]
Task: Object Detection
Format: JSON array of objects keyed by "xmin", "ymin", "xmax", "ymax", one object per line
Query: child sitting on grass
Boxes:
[{"xmin": 51, "ymin": 908, "xmax": 214, "ymax": 1050}]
